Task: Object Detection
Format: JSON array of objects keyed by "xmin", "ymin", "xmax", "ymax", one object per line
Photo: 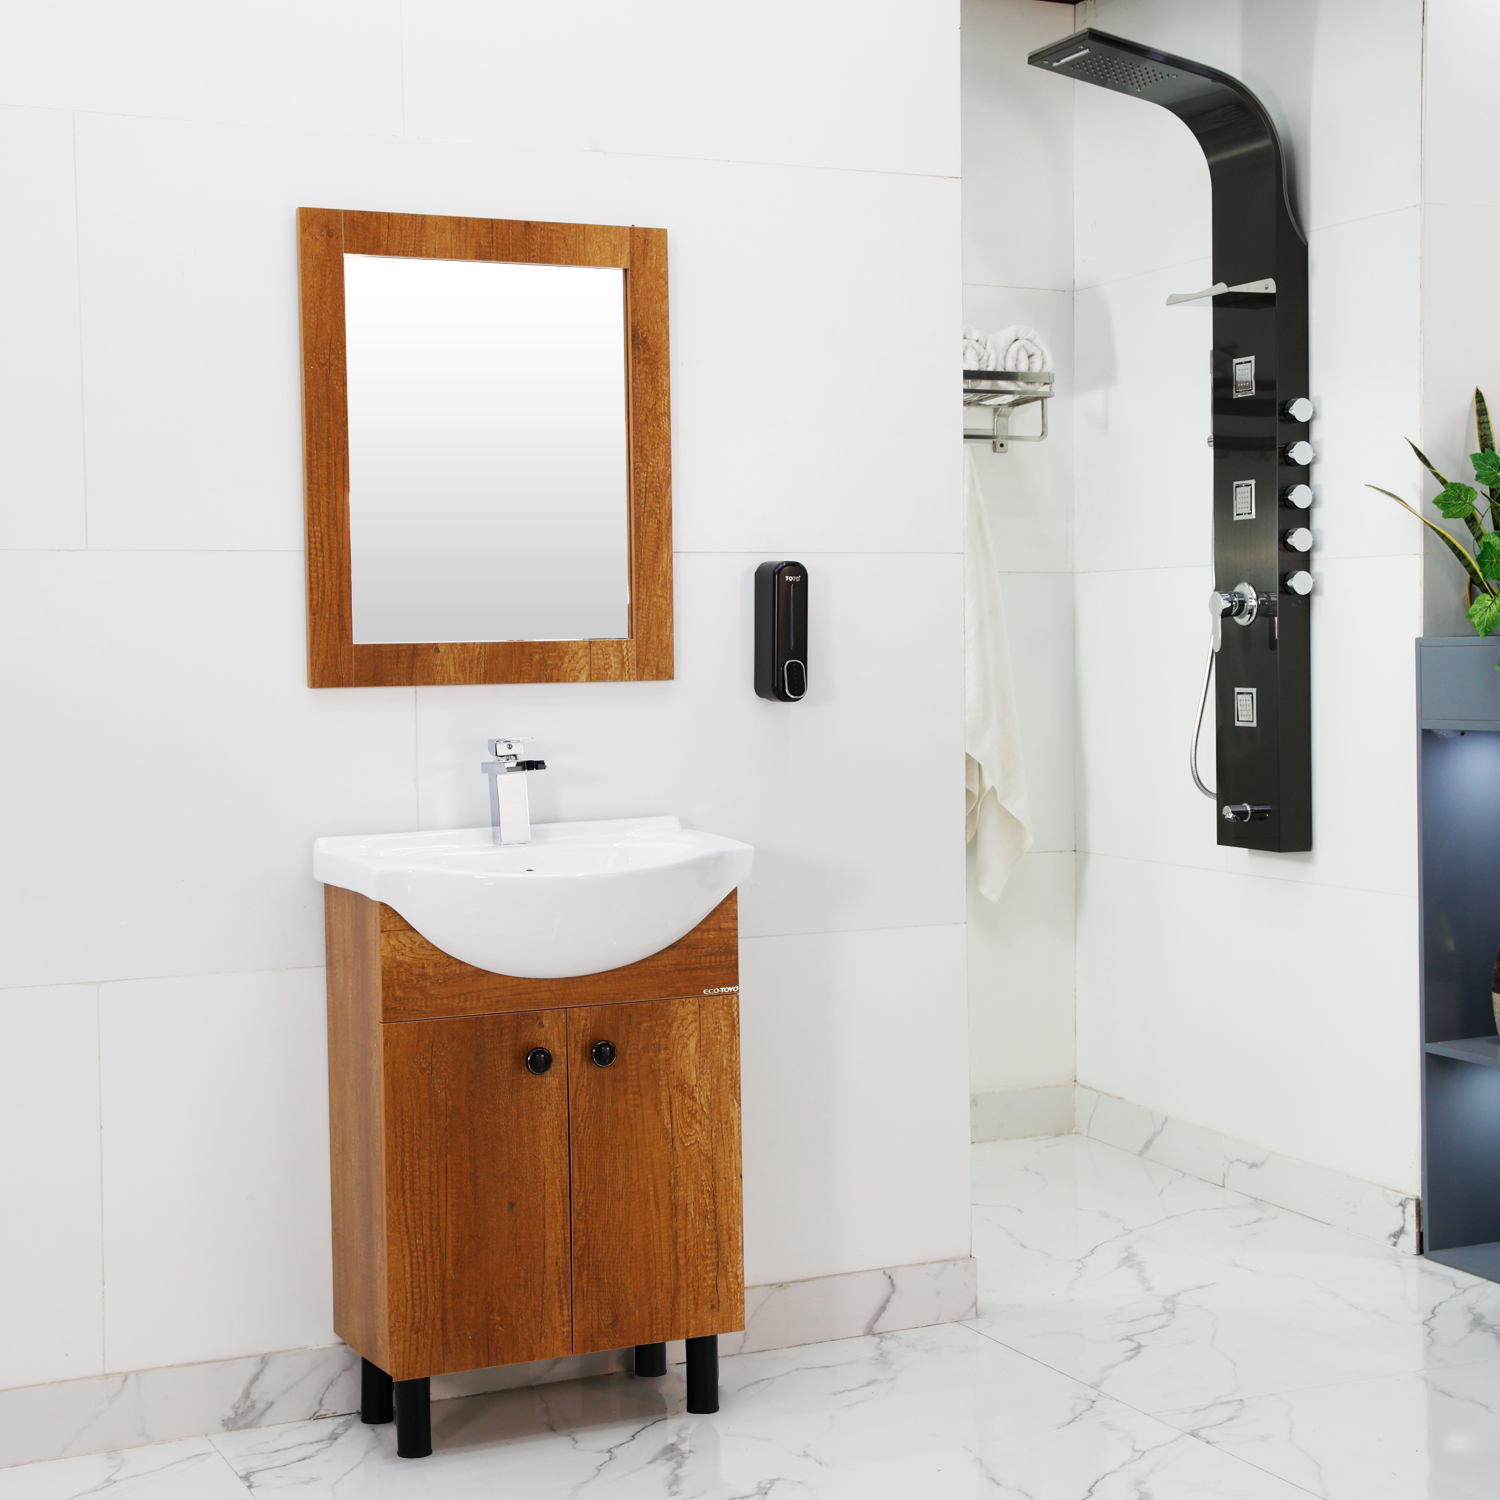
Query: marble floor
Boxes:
[{"xmin": 10, "ymin": 1133, "xmax": 1500, "ymax": 1497}]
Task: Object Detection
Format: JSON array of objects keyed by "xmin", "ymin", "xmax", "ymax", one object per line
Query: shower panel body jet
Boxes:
[{"xmin": 1029, "ymin": 29, "xmax": 1312, "ymax": 852}]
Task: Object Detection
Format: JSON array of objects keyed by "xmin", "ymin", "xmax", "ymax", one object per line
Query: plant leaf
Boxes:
[
  {"xmin": 1477, "ymin": 532, "xmax": 1500, "ymax": 580},
  {"xmin": 1409, "ymin": 439, "xmax": 1453, "ymax": 490},
  {"xmin": 1435, "ymin": 482, "xmax": 1480, "ymax": 518},
  {"xmin": 1478, "ymin": 388, "xmax": 1495, "ymax": 453},
  {"xmin": 1366, "ymin": 484, "xmax": 1493, "ymax": 594},
  {"xmin": 1474, "ymin": 451, "xmax": 1500, "ymax": 488},
  {"xmin": 1470, "ymin": 593, "xmax": 1500, "ymax": 636}
]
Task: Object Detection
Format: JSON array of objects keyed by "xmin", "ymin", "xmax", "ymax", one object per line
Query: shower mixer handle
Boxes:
[{"xmin": 1209, "ymin": 583, "xmax": 1260, "ymax": 652}]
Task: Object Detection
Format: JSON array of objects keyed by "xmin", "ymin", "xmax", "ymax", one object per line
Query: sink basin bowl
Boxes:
[{"xmin": 313, "ymin": 816, "xmax": 754, "ymax": 979}]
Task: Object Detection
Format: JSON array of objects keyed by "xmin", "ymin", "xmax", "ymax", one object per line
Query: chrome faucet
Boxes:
[{"xmin": 480, "ymin": 739, "xmax": 547, "ymax": 846}]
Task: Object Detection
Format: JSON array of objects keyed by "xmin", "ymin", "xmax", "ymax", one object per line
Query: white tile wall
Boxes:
[
  {"xmin": 1423, "ymin": 0, "xmax": 1500, "ymax": 633},
  {"xmin": 961, "ymin": 0, "xmax": 1075, "ymax": 294},
  {"xmin": 1073, "ymin": 263, "xmax": 1214, "ymax": 575},
  {"xmin": 1420, "ymin": 202, "xmax": 1500, "ymax": 636},
  {"xmin": 965, "ymin": 286, "xmax": 1074, "ymax": 574},
  {"xmin": 967, "ymin": 850, "xmax": 1075, "ymax": 1096},
  {"xmin": 0, "ymin": 552, "xmax": 417, "ymax": 988},
  {"xmin": 1233, "ymin": 0, "xmax": 1422, "ymax": 236},
  {"xmin": 1307, "ymin": 207, "xmax": 1423, "ymax": 563},
  {"xmin": 411, "ymin": 551, "xmax": 966, "ymax": 942},
  {"xmin": 1076, "ymin": 852, "xmax": 1421, "ymax": 1195},
  {"xmin": 960, "ymin": 0, "xmax": 1078, "ymax": 1111},
  {"xmin": 1422, "ymin": 206, "xmax": 1500, "ymax": 461},
  {"xmin": 1421, "ymin": 0, "xmax": 1500, "ymax": 210},
  {"xmin": 0, "ymin": 987, "xmax": 103, "ymax": 1390},
  {"xmin": 0, "ymin": 107, "xmax": 86, "ymax": 550},
  {"xmin": 1075, "ymin": 0, "xmax": 1230, "ymax": 71},
  {"xmin": 970, "ymin": 1083, "xmax": 1075, "ymax": 1141},
  {"xmin": 993, "ymin": 570, "xmax": 1075, "ymax": 853},
  {"xmin": 0, "ymin": 3, "xmax": 404, "ymax": 134},
  {"xmin": 403, "ymin": 0, "xmax": 961, "ymax": 178},
  {"xmin": 0, "ymin": 0, "xmax": 969, "ymax": 1410},
  {"xmin": 73, "ymin": 112, "xmax": 960, "ymax": 557},
  {"xmin": 99, "ymin": 970, "xmax": 335, "ymax": 1370},
  {"xmin": 738, "ymin": 924, "xmax": 971, "ymax": 1287},
  {"xmin": 1072, "ymin": 86, "xmax": 1211, "ymax": 294}
]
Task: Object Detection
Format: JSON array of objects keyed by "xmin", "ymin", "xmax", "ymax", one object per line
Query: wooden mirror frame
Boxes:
[{"xmin": 296, "ymin": 208, "xmax": 672, "ymax": 688}]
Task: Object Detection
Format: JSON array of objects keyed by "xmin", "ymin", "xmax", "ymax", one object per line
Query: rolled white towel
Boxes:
[
  {"xmin": 963, "ymin": 325, "xmax": 1001, "ymax": 371},
  {"xmin": 991, "ymin": 324, "xmax": 1053, "ymax": 373}
]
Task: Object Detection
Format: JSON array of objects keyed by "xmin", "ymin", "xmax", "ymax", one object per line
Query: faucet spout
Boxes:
[{"xmin": 480, "ymin": 738, "xmax": 547, "ymax": 846}]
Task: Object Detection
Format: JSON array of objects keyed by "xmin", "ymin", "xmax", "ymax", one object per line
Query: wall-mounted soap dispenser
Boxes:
[
  {"xmin": 755, "ymin": 561, "xmax": 807, "ymax": 702},
  {"xmin": 1030, "ymin": 28, "xmax": 1313, "ymax": 852}
]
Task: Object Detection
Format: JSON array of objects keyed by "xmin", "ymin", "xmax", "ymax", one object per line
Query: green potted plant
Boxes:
[{"xmin": 1369, "ymin": 389, "xmax": 1500, "ymax": 652}]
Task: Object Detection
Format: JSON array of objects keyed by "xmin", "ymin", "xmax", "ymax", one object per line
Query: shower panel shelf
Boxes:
[
  {"xmin": 1424, "ymin": 1036, "xmax": 1500, "ymax": 1068},
  {"xmin": 963, "ymin": 368, "xmax": 1053, "ymax": 453}
]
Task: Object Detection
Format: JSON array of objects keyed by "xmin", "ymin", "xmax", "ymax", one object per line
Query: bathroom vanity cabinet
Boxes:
[{"xmin": 323, "ymin": 888, "xmax": 743, "ymax": 1449}]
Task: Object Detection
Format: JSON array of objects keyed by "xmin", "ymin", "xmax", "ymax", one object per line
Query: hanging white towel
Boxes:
[
  {"xmin": 991, "ymin": 324, "xmax": 1053, "ymax": 374},
  {"xmin": 964, "ymin": 448, "xmax": 1032, "ymax": 900}
]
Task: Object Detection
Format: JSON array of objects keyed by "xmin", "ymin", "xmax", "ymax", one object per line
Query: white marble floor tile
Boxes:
[
  {"xmin": 208, "ymin": 1324, "xmax": 1306, "ymax": 1498},
  {"xmin": 968, "ymin": 1135, "xmax": 1500, "ymax": 1415},
  {"xmin": 0, "ymin": 1438, "xmax": 250, "ymax": 1498},
  {"xmin": 1157, "ymin": 1357, "xmax": 1500, "ymax": 1500},
  {"xmin": 14, "ymin": 1132, "xmax": 1500, "ymax": 1496}
]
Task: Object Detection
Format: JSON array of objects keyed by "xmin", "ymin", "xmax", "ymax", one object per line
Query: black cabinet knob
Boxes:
[
  {"xmin": 591, "ymin": 1040, "xmax": 618, "ymax": 1068},
  {"xmin": 525, "ymin": 1047, "xmax": 553, "ymax": 1075}
]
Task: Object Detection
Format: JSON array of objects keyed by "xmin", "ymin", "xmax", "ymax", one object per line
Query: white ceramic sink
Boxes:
[{"xmin": 313, "ymin": 816, "xmax": 754, "ymax": 979}]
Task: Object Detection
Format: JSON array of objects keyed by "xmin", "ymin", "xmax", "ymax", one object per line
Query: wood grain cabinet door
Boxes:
[
  {"xmin": 382, "ymin": 1010, "xmax": 572, "ymax": 1379},
  {"xmin": 567, "ymin": 995, "xmax": 744, "ymax": 1353}
]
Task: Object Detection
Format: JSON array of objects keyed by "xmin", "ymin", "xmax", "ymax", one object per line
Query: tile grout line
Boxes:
[
  {"xmin": 397, "ymin": 0, "xmax": 408, "ymax": 138},
  {"xmin": 203, "ymin": 1436, "xmax": 257, "ymax": 1496},
  {"xmin": 27, "ymin": 104, "xmax": 961, "ymax": 187},
  {"xmin": 70, "ymin": 111, "xmax": 90, "ymax": 552},
  {"xmin": 93, "ymin": 983, "xmax": 106, "ymax": 1376},
  {"xmin": 1076, "ymin": 847, "xmax": 1417, "ymax": 902},
  {"xmin": 1, "ymin": 921, "xmax": 971, "ymax": 994},
  {"xmin": 954, "ymin": 1315, "xmax": 1327, "ymax": 1499}
]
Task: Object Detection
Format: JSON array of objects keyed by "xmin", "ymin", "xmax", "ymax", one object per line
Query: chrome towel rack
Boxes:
[{"xmin": 963, "ymin": 368, "xmax": 1054, "ymax": 453}]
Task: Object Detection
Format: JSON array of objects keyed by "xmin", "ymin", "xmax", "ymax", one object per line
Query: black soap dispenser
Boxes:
[{"xmin": 754, "ymin": 561, "xmax": 807, "ymax": 702}]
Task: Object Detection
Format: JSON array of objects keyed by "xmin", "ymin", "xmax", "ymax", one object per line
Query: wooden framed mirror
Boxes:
[{"xmin": 297, "ymin": 208, "xmax": 671, "ymax": 688}]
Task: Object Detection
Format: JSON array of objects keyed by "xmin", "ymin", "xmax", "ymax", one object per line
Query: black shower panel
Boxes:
[{"xmin": 1029, "ymin": 29, "xmax": 1312, "ymax": 852}]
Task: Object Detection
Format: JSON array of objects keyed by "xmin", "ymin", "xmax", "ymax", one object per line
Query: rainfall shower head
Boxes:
[
  {"xmin": 1035, "ymin": 37, "xmax": 1184, "ymax": 98},
  {"xmin": 1028, "ymin": 28, "xmax": 1302, "ymax": 244}
]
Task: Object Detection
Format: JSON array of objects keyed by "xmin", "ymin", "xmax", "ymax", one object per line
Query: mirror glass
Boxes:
[{"xmin": 343, "ymin": 255, "xmax": 629, "ymax": 644}]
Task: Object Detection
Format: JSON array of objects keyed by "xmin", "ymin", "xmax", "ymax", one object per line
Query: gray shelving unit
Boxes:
[{"xmin": 1419, "ymin": 637, "xmax": 1500, "ymax": 1282}]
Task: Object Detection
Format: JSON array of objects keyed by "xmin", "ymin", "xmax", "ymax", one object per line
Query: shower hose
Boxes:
[{"xmin": 1190, "ymin": 636, "xmax": 1216, "ymax": 799}]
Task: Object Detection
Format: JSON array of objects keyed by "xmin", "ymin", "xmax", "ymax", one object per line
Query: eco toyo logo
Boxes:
[{"xmin": 703, "ymin": 986, "xmax": 739, "ymax": 995}]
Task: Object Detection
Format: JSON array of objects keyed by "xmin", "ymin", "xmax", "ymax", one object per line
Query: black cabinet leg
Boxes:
[
  {"xmin": 394, "ymin": 1377, "xmax": 432, "ymax": 1458},
  {"xmin": 685, "ymin": 1335, "xmax": 719, "ymax": 1414},
  {"xmin": 360, "ymin": 1358, "xmax": 393, "ymax": 1425},
  {"xmin": 634, "ymin": 1342, "xmax": 667, "ymax": 1377}
]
